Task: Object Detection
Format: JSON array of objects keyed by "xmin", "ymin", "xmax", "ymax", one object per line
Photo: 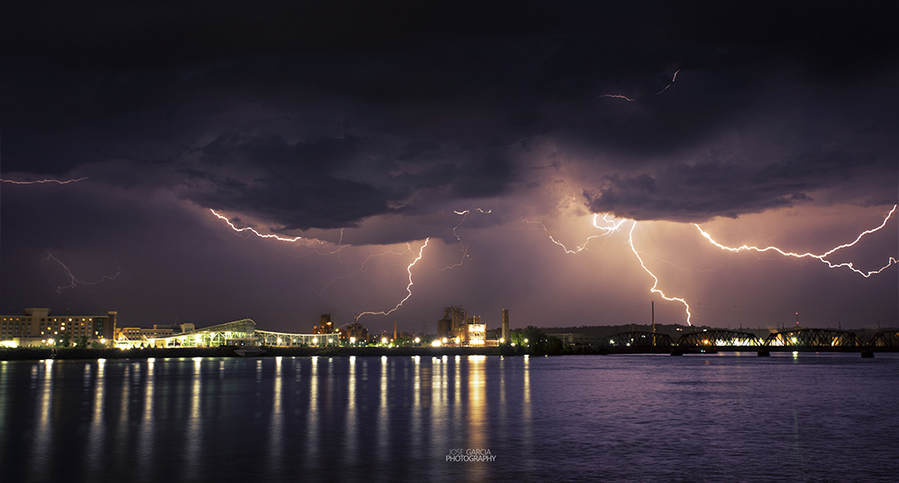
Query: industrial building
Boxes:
[
  {"xmin": 345, "ymin": 322, "xmax": 369, "ymax": 344},
  {"xmin": 436, "ymin": 306, "xmax": 500, "ymax": 346}
]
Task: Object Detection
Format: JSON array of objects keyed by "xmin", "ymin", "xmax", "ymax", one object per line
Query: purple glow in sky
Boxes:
[{"xmin": 2, "ymin": 1, "xmax": 897, "ymax": 334}]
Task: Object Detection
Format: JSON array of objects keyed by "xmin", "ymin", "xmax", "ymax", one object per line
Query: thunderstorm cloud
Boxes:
[{"xmin": 2, "ymin": 1, "xmax": 897, "ymax": 329}]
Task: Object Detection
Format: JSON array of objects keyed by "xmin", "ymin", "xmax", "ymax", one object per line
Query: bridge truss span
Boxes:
[
  {"xmin": 604, "ymin": 331, "xmax": 673, "ymax": 349},
  {"xmin": 764, "ymin": 328, "xmax": 862, "ymax": 348},
  {"xmin": 866, "ymin": 331, "xmax": 899, "ymax": 348},
  {"xmin": 677, "ymin": 330, "xmax": 763, "ymax": 348}
]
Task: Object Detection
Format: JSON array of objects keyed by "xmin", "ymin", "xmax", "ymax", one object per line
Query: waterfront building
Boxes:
[
  {"xmin": 114, "ymin": 318, "xmax": 340, "ymax": 349},
  {"xmin": 116, "ymin": 323, "xmax": 195, "ymax": 345},
  {"xmin": 466, "ymin": 316, "xmax": 486, "ymax": 346},
  {"xmin": 0, "ymin": 308, "xmax": 116, "ymax": 347},
  {"xmin": 437, "ymin": 306, "xmax": 467, "ymax": 340},
  {"xmin": 313, "ymin": 313, "xmax": 336, "ymax": 334},
  {"xmin": 345, "ymin": 322, "xmax": 369, "ymax": 344},
  {"xmin": 434, "ymin": 306, "xmax": 501, "ymax": 346}
]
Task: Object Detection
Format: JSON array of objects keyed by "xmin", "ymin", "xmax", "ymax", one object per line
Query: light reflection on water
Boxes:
[
  {"xmin": 1, "ymin": 353, "xmax": 898, "ymax": 482},
  {"xmin": 138, "ymin": 358, "xmax": 154, "ymax": 480},
  {"xmin": 88, "ymin": 359, "xmax": 105, "ymax": 481},
  {"xmin": 268, "ymin": 356, "xmax": 283, "ymax": 468},
  {"xmin": 32, "ymin": 359, "xmax": 53, "ymax": 482}
]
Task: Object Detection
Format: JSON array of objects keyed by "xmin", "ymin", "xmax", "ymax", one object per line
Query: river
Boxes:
[{"xmin": 1, "ymin": 353, "xmax": 897, "ymax": 482}]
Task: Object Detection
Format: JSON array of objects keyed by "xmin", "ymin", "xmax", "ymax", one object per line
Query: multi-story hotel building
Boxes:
[{"xmin": 0, "ymin": 308, "xmax": 117, "ymax": 346}]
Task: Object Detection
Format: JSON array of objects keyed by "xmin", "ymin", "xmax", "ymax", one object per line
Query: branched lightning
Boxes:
[
  {"xmin": 535, "ymin": 214, "xmax": 692, "ymax": 325},
  {"xmin": 527, "ymin": 214, "xmax": 626, "ymax": 254},
  {"xmin": 47, "ymin": 253, "xmax": 121, "ymax": 293},
  {"xmin": 327, "ymin": 228, "xmax": 346, "ymax": 255},
  {"xmin": 695, "ymin": 204, "xmax": 898, "ymax": 278},
  {"xmin": 210, "ymin": 206, "xmax": 476, "ymax": 322},
  {"xmin": 2, "ymin": 177, "xmax": 87, "ymax": 185},
  {"xmin": 312, "ymin": 246, "xmax": 413, "ymax": 296},
  {"xmin": 535, "ymin": 204, "xmax": 897, "ymax": 327},
  {"xmin": 439, "ymin": 208, "xmax": 492, "ymax": 271},
  {"xmin": 626, "ymin": 221, "xmax": 693, "ymax": 325},
  {"xmin": 356, "ymin": 238, "xmax": 430, "ymax": 321}
]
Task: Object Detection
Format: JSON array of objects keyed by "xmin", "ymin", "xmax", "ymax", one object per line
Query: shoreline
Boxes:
[
  {"xmin": 0, "ymin": 346, "xmax": 503, "ymax": 361},
  {"xmin": 2, "ymin": 345, "xmax": 893, "ymax": 361}
]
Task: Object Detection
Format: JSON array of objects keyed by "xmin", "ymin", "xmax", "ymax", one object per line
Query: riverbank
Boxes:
[{"xmin": 0, "ymin": 346, "xmax": 503, "ymax": 361}]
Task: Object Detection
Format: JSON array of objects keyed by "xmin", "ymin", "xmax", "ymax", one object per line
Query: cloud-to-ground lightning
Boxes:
[
  {"xmin": 355, "ymin": 238, "xmax": 430, "ymax": 321},
  {"xmin": 695, "ymin": 204, "xmax": 898, "ymax": 278},
  {"xmin": 210, "ymin": 206, "xmax": 476, "ymax": 323},
  {"xmin": 312, "ymin": 245, "xmax": 414, "ymax": 296},
  {"xmin": 533, "ymin": 213, "xmax": 692, "ymax": 323},
  {"xmin": 1, "ymin": 177, "xmax": 87, "ymax": 184},
  {"xmin": 626, "ymin": 221, "xmax": 693, "ymax": 325},
  {"xmin": 47, "ymin": 253, "xmax": 121, "ymax": 293},
  {"xmin": 536, "ymin": 203, "xmax": 898, "ymax": 327}
]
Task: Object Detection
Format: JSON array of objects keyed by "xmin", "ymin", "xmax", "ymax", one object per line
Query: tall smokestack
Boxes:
[{"xmin": 502, "ymin": 308, "xmax": 509, "ymax": 344}]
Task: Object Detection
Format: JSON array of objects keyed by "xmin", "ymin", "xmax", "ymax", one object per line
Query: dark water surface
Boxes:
[{"xmin": 1, "ymin": 353, "xmax": 897, "ymax": 482}]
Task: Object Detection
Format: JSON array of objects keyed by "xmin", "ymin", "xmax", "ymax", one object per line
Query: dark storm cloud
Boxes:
[
  {"xmin": 584, "ymin": 162, "xmax": 808, "ymax": 223},
  {"xmin": 174, "ymin": 133, "xmax": 383, "ymax": 229},
  {"xmin": 3, "ymin": 0, "xmax": 898, "ymax": 229},
  {"xmin": 584, "ymin": 145, "xmax": 894, "ymax": 223}
]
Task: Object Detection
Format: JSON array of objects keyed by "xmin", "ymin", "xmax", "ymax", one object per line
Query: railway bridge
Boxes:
[{"xmin": 597, "ymin": 328, "xmax": 899, "ymax": 355}]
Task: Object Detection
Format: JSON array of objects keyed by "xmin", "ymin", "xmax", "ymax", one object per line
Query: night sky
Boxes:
[{"xmin": 2, "ymin": 1, "xmax": 897, "ymax": 334}]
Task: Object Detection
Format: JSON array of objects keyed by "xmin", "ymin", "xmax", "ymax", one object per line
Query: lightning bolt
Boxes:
[
  {"xmin": 2, "ymin": 177, "xmax": 87, "ymax": 184},
  {"xmin": 210, "ymin": 207, "xmax": 474, "ymax": 323},
  {"xmin": 599, "ymin": 94, "xmax": 636, "ymax": 102},
  {"xmin": 527, "ymin": 213, "xmax": 626, "ymax": 254},
  {"xmin": 535, "ymin": 214, "xmax": 692, "ymax": 324},
  {"xmin": 47, "ymin": 253, "xmax": 121, "ymax": 293},
  {"xmin": 655, "ymin": 69, "xmax": 680, "ymax": 95},
  {"xmin": 312, "ymin": 245, "xmax": 414, "ymax": 296},
  {"xmin": 695, "ymin": 204, "xmax": 898, "ymax": 278},
  {"xmin": 355, "ymin": 238, "xmax": 430, "ymax": 321},
  {"xmin": 627, "ymin": 221, "xmax": 693, "ymax": 325},
  {"xmin": 210, "ymin": 209, "xmax": 303, "ymax": 242},
  {"xmin": 439, "ymin": 208, "xmax": 492, "ymax": 270}
]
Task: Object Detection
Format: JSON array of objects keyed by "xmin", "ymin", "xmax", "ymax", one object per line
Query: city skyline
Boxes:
[{"xmin": 2, "ymin": 2, "xmax": 897, "ymax": 334}]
